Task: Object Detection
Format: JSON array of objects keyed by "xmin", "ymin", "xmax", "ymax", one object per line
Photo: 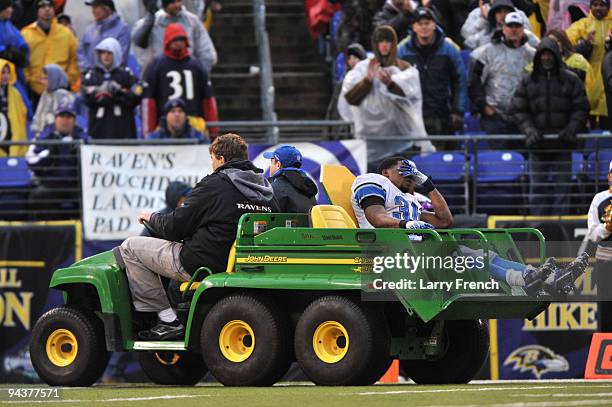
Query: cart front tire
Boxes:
[{"xmin": 30, "ymin": 306, "xmax": 110, "ymax": 386}]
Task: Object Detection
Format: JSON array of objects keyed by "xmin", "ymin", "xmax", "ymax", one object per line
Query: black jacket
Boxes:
[
  {"xmin": 271, "ymin": 170, "xmax": 318, "ymax": 213},
  {"xmin": 82, "ymin": 66, "xmax": 141, "ymax": 139},
  {"xmin": 510, "ymin": 37, "xmax": 589, "ymax": 149},
  {"xmin": 150, "ymin": 160, "xmax": 280, "ymax": 274}
]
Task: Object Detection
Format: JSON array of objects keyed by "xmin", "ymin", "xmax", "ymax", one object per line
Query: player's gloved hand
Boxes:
[
  {"xmin": 401, "ymin": 220, "xmax": 435, "ymax": 229},
  {"xmin": 399, "ymin": 159, "xmax": 435, "ymax": 193},
  {"xmin": 399, "ymin": 159, "xmax": 427, "ymax": 183}
]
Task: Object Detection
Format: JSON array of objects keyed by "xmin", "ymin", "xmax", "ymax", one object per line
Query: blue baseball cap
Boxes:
[{"xmin": 263, "ymin": 145, "xmax": 303, "ymax": 168}]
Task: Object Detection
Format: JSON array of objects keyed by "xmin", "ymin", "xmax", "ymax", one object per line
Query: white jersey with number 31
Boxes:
[{"xmin": 351, "ymin": 173, "xmax": 422, "ymax": 228}]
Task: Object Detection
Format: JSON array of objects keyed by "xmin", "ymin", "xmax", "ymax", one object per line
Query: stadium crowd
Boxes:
[
  {"xmin": 0, "ymin": 0, "xmax": 219, "ymax": 147},
  {"xmin": 328, "ymin": 0, "xmax": 612, "ymax": 142}
]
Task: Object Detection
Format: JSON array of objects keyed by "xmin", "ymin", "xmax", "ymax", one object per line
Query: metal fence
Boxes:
[{"xmin": 1, "ymin": 129, "xmax": 611, "ymax": 220}]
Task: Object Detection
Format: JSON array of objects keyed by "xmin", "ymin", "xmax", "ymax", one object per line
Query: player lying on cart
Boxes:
[{"xmin": 351, "ymin": 157, "xmax": 589, "ymax": 297}]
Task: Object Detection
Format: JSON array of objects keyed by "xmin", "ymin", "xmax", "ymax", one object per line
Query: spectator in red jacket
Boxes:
[{"xmin": 141, "ymin": 23, "xmax": 218, "ymax": 140}]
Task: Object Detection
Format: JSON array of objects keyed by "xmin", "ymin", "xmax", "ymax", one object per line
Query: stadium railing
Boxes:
[{"xmin": 1, "ymin": 128, "xmax": 611, "ymax": 219}]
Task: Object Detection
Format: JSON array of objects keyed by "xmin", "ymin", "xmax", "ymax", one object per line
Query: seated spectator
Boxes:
[
  {"xmin": 148, "ymin": 98, "xmax": 205, "ymax": 140},
  {"xmin": 31, "ymin": 64, "xmax": 75, "ymax": 137},
  {"xmin": 82, "ymin": 38, "xmax": 142, "ymax": 139},
  {"xmin": 77, "ymin": 0, "xmax": 130, "ymax": 72},
  {"xmin": 566, "ymin": 0, "xmax": 612, "ymax": 128},
  {"xmin": 511, "ymin": 38, "xmax": 589, "ymax": 215},
  {"xmin": 342, "ymin": 25, "xmax": 435, "ymax": 153},
  {"xmin": 21, "ymin": 0, "xmax": 79, "ymax": 107},
  {"xmin": 0, "ymin": 1, "xmax": 30, "ymax": 86},
  {"xmin": 373, "ymin": 0, "xmax": 415, "ymax": 42},
  {"xmin": 469, "ymin": 12, "xmax": 536, "ymax": 149},
  {"xmin": 0, "ymin": 58, "xmax": 31, "ymax": 157},
  {"xmin": 132, "ymin": 0, "xmax": 217, "ymax": 74},
  {"xmin": 398, "ymin": 8, "xmax": 467, "ymax": 149},
  {"xmin": 327, "ymin": 43, "xmax": 367, "ymax": 123},
  {"xmin": 141, "ymin": 180, "xmax": 192, "ymax": 237},
  {"xmin": 264, "ymin": 145, "xmax": 318, "ymax": 213},
  {"xmin": 26, "ymin": 103, "xmax": 86, "ymax": 220},
  {"xmin": 142, "ymin": 23, "xmax": 218, "ymax": 139},
  {"xmin": 461, "ymin": 0, "xmax": 538, "ymax": 49}
]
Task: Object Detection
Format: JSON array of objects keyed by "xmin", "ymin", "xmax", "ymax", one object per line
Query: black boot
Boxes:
[
  {"xmin": 545, "ymin": 252, "xmax": 590, "ymax": 296},
  {"xmin": 522, "ymin": 257, "xmax": 557, "ymax": 296}
]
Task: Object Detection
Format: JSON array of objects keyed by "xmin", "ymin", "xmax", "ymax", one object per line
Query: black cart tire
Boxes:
[
  {"xmin": 138, "ymin": 351, "xmax": 207, "ymax": 385},
  {"xmin": 30, "ymin": 306, "xmax": 110, "ymax": 386},
  {"xmin": 294, "ymin": 295, "xmax": 391, "ymax": 386},
  {"xmin": 401, "ymin": 319, "xmax": 490, "ymax": 384},
  {"xmin": 200, "ymin": 293, "xmax": 291, "ymax": 386}
]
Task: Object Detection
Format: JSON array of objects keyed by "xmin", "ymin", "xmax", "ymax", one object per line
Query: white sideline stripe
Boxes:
[
  {"xmin": 0, "ymin": 395, "xmax": 208, "ymax": 404},
  {"xmin": 470, "ymin": 379, "xmax": 612, "ymax": 384},
  {"xmin": 425, "ymin": 400, "xmax": 612, "ymax": 407},
  {"xmin": 512, "ymin": 393, "xmax": 612, "ymax": 398},
  {"xmin": 356, "ymin": 385, "xmax": 612, "ymax": 395}
]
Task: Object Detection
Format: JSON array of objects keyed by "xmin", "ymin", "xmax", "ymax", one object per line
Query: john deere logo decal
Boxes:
[
  {"xmin": 244, "ymin": 256, "xmax": 288, "ymax": 263},
  {"xmin": 504, "ymin": 345, "xmax": 569, "ymax": 379}
]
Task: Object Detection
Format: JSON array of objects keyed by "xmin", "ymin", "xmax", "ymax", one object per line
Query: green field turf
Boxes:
[{"xmin": 2, "ymin": 381, "xmax": 612, "ymax": 407}]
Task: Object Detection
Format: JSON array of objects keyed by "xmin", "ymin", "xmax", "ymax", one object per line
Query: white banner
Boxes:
[{"xmin": 80, "ymin": 145, "xmax": 212, "ymax": 240}]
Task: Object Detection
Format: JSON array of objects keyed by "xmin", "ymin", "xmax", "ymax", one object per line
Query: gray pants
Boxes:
[{"xmin": 120, "ymin": 236, "xmax": 191, "ymax": 312}]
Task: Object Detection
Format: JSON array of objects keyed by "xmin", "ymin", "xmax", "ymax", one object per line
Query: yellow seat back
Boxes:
[
  {"xmin": 320, "ymin": 164, "xmax": 358, "ymax": 225},
  {"xmin": 179, "ymin": 240, "xmax": 237, "ymax": 292},
  {"xmin": 310, "ymin": 205, "xmax": 357, "ymax": 229},
  {"xmin": 225, "ymin": 240, "xmax": 237, "ymax": 273}
]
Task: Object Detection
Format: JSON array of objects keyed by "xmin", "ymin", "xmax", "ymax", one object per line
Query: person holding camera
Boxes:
[{"xmin": 82, "ymin": 37, "xmax": 143, "ymax": 139}]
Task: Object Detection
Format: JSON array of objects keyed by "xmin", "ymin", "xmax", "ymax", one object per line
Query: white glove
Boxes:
[
  {"xmin": 404, "ymin": 220, "xmax": 434, "ymax": 229},
  {"xmin": 399, "ymin": 159, "xmax": 428, "ymax": 184}
]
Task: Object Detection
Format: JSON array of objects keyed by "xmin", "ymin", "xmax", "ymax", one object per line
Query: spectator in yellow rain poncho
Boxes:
[{"xmin": 566, "ymin": 0, "xmax": 612, "ymax": 125}]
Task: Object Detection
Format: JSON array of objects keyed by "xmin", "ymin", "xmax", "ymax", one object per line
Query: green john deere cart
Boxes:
[{"xmin": 29, "ymin": 165, "xmax": 550, "ymax": 387}]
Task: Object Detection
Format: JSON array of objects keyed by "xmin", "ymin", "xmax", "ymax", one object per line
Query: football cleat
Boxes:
[
  {"xmin": 522, "ymin": 257, "xmax": 557, "ymax": 296},
  {"xmin": 545, "ymin": 252, "xmax": 589, "ymax": 295}
]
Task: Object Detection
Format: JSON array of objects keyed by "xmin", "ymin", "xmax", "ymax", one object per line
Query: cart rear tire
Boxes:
[
  {"xmin": 200, "ymin": 293, "xmax": 291, "ymax": 386},
  {"xmin": 30, "ymin": 306, "xmax": 110, "ymax": 386},
  {"xmin": 401, "ymin": 319, "xmax": 489, "ymax": 384},
  {"xmin": 138, "ymin": 351, "xmax": 207, "ymax": 385},
  {"xmin": 294, "ymin": 295, "xmax": 391, "ymax": 385}
]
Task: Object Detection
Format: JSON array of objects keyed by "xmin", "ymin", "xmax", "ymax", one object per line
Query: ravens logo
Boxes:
[{"xmin": 503, "ymin": 345, "xmax": 569, "ymax": 379}]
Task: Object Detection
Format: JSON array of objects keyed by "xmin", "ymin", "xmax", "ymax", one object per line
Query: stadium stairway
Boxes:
[
  {"xmin": 266, "ymin": 0, "xmax": 331, "ymax": 120},
  {"xmin": 209, "ymin": 1, "xmax": 261, "ymax": 120},
  {"xmin": 210, "ymin": 0, "xmax": 331, "ymax": 124}
]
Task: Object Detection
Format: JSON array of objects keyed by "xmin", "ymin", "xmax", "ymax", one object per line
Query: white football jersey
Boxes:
[{"xmin": 351, "ymin": 173, "xmax": 422, "ymax": 228}]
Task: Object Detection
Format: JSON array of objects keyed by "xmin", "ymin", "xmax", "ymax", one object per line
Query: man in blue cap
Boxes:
[
  {"xmin": 26, "ymin": 103, "xmax": 86, "ymax": 219},
  {"xmin": 264, "ymin": 145, "xmax": 318, "ymax": 213}
]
